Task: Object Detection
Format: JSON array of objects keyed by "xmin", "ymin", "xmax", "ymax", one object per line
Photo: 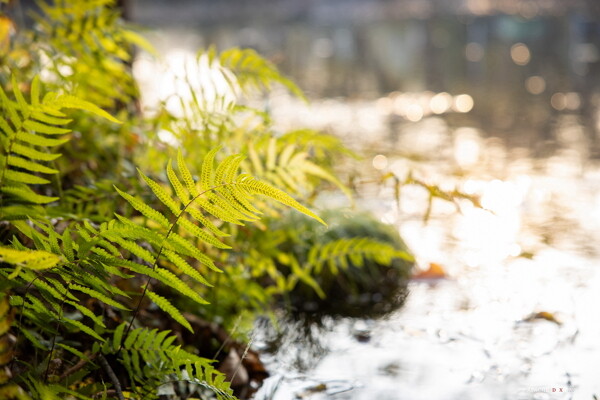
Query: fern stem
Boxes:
[
  {"xmin": 44, "ymin": 280, "xmax": 71, "ymax": 383},
  {"xmin": 98, "ymin": 353, "xmax": 125, "ymax": 400},
  {"xmin": 52, "ymin": 158, "xmax": 64, "ymax": 204},
  {"xmin": 230, "ymin": 333, "xmax": 254, "ymax": 384}
]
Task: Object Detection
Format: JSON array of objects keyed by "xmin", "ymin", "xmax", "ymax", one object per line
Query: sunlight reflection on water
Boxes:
[{"xmin": 254, "ymin": 98, "xmax": 600, "ymax": 399}]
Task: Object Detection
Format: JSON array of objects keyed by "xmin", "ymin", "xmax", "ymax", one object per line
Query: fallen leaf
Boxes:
[
  {"xmin": 296, "ymin": 383, "xmax": 327, "ymax": 399},
  {"xmin": 524, "ymin": 311, "xmax": 562, "ymax": 325},
  {"xmin": 412, "ymin": 262, "xmax": 447, "ymax": 280}
]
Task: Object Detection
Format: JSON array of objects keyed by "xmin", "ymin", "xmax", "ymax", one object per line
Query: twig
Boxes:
[
  {"xmin": 231, "ymin": 332, "xmax": 254, "ymax": 384},
  {"xmin": 92, "ymin": 389, "xmax": 118, "ymax": 399},
  {"xmin": 97, "ymin": 354, "xmax": 125, "ymax": 400},
  {"xmin": 59, "ymin": 353, "xmax": 96, "ymax": 382}
]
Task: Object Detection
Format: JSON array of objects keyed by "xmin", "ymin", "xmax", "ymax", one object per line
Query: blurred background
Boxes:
[{"xmin": 126, "ymin": 0, "xmax": 600, "ymax": 156}]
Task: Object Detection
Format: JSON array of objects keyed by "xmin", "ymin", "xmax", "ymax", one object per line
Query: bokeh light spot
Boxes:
[
  {"xmin": 372, "ymin": 154, "xmax": 388, "ymax": 170},
  {"xmin": 454, "ymin": 94, "xmax": 474, "ymax": 113},
  {"xmin": 511, "ymin": 43, "xmax": 531, "ymax": 65},
  {"xmin": 525, "ymin": 76, "xmax": 545, "ymax": 95}
]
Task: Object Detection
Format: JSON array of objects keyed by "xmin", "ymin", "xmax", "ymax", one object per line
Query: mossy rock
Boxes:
[{"xmin": 270, "ymin": 208, "xmax": 414, "ymax": 318}]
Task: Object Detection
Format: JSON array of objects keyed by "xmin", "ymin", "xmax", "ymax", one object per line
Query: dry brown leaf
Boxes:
[{"xmin": 412, "ymin": 262, "xmax": 447, "ymax": 280}]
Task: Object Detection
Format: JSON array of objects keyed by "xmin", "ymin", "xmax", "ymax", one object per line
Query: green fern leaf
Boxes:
[
  {"xmin": 168, "ymin": 232, "xmax": 221, "ymax": 272},
  {"xmin": 0, "ymin": 85, "xmax": 20, "ymax": 129},
  {"xmin": 102, "ymin": 232, "xmax": 156, "ymax": 264},
  {"xmin": 30, "ymin": 75, "xmax": 41, "ymax": 108},
  {"xmin": 1, "ymin": 186, "xmax": 59, "ymax": 204},
  {"xmin": 194, "ymin": 196, "xmax": 244, "ymax": 225},
  {"xmin": 237, "ymin": 174, "xmax": 326, "ymax": 225},
  {"xmin": 176, "ymin": 150, "xmax": 199, "ymax": 197},
  {"xmin": 7, "ymin": 155, "xmax": 59, "ymax": 174},
  {"xmin": 63, "ymin": 318, "xmax": 105, "ymax": 342},
  {"xmin": 11, "ymin": 75, "xmax": 29, "ymax": 113},
  {"xmin": 138, "ymin": 169, "xmax": 181, "ymax": 215},
  {"xmin": 57, "ymin": 343, "xmax": 90, "ymax": 362},
  {"xmin": 215, "ymin": 185, "xmax": 259, "ymax": 219},
  {"xmin": 114, "ymin": 186, "xmax": 171, "ymax": 228},
  {"xmin": 155, "ymin": 267, "xmax": 209, "ymax": 305},
  {"xmin": 301, "ymin": 160, "xmax": 353, "ymax": 200},
  {"xmin": 69, "ymin": 283, "xmax": 128, "ymax": 310},
  {"xmin": 146, "ymin": 291, "xmax": 193, "ymax": 333},
  {"xmin": 4, "ymin": 170, "xmax": 50, "ymax": 185},
  {"xmin": 0, "ymin": 116, "xmax": 15, "ymax": 138},
  {"xmin": 200, "ymin": 147, "xmax": 220, "ymax": 191},
  {"xmin": 46, "ymin": 93, "xmax": 121, "ymax": 124},
  {"xmin": 30, "ymin": 110, "xmax": 72, "ymax": 126},
  {"xmin": 167, "ymin": 160, "xmax": 189, "ymax": 203},
  {"xmin": 187, "ymin": 207, "xmax": 230, "ymax": 238},
  {"xmin": 22, "ymin": 120, "xmax": 70, "ymax": 135},
  {"xmin": 61, "ymin": 227, "xmax": 75, "ymax": 262},
  {"xmin": 112, "ymin": 322, "xmax": 126, "ymax": 350},
  {"xmin": 176, "ymin": 218, "xmax": 230, "ymax": 249},
  {"xmin": 11, "ymin": 143, "xmax": 62, "ymax": 161},
  {"xmin": 214, "ymin": 154, "xmax": 243, "ymax": 185},
  {"xmin": 16, "ymin": 131, "xmax": 69, "ymax": 147},
  {"xmin": 64, "ymin": 300, "xmax": 106, "ymax": 328},
  {"xmin": 162, "ymin": 249, "xmax": 212, "ymax": 287},
  {"xmin": 0, "ymin": 247, "xmax": 61, "ymax": 271}
]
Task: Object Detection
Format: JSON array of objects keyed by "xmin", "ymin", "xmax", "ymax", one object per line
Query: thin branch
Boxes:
[
  {"xmin": 231, "ymin": 332, "xmax": 254, "ymax": 384},
  {"xmin": 97, "ymin": 353, "xmax": 125, "ymax": 400}
]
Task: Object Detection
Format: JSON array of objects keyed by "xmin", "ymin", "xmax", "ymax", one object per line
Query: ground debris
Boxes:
[{"xmin": 522, "ymin": 311, "xmax": 562, "ymax": 325}]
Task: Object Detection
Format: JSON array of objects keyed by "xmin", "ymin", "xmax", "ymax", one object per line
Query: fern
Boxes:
[
  {"xmin": 106, "ymin": 148, "xmax": 324, "ymax": 331},
  {"xmin": 245, "ymin": 136, "xmax": 353, "ymax": 201},
  {"xmin": 218, "ymin": 47, "xmax": 305, "ymax": 100},
  {"xmin": 306, "ymin": 237, "xmax": 413, "ymax": 276},
  {"xmin": 0, "ymin": 76, "xmax": 119, "ymax": 217},
  {"xmin": 33, "ymin": 0, "xmax": 151, "ymax": 109},
  {"xmin": 106, "ymin": 324, "xmax": 236, "ymax": 400}
]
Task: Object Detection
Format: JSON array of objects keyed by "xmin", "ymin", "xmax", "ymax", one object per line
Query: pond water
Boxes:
[
  {"xmin": 250, "ymin": 105, "xmax": 600, "ymax": 400},
  {"xmin": 130, "ymin": 2, "xmax": 600, "ymax": 399}
]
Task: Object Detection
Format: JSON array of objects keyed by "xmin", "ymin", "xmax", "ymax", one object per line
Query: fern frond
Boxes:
[
  {"xmin": 166, "ymin": 160, "xmax": 189, "ymax": 203},
  {"xmin": 0, "ymin": 76, "xmax": 119, "ymax": 214},
  {"xmin": 109, "ymin": 324, "xmax": 236, "ymax": 399},
  {"xmin": 63, "ymin": 318, "xmax": 105, "ymax": 342},
  {"xmin": 162, "ymin": 249, "xmax": 212, "ymax": 287},
  {"xmin": 236, "ymin": 174, "xmax": 326, "ymax": 225},
  {"xmin": 243, "ymin": 136, "xmax": 353, "ymax": 201},
  {"xmin": 34, "ymin": 0, "xmax": 148, "ymax": 109},
  {"xmin": 1, "ymin": 186, "xmax": 58, "ymax": 204},
  {"xmin": 176, "ymin": 218, "xmax": 230, "ymax": 249},
  {"xmin": 69, "ymin": 283, "xmax": 128, "ymax": 310},
  {"xmin": 6, "ymin": 156, "xmax": 58, "ymax": 174},
  {"xmin": 0, "ymin": 247, "xmax": 61, "ymax": 273},
  {"xmin": 307, "ymin": 237, "xmax": 414, "ymax": 274},
  {"xmin": 146, "ymin": 291, "xmax": 193, "ymax": 333},
  {"xmin": 46, "ymin": 94, "xmax": 121, "ymax": 124},
  {"xmin": 219, "ymin": 47, "xmax": 305, "ymax": 99},
  {"xmin": 114, "ymin": 187, "xmax": 171, "ymax": 228},
  {"xmin": 176, "ymin": 149, "xmax": 199, "ymax": 197}
]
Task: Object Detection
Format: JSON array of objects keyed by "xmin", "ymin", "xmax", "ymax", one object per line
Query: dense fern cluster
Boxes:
[{"xmin": 0, "ymin": 1, "xmax": 417, "ymax": 399}]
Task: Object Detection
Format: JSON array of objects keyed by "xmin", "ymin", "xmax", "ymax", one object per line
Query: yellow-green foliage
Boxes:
[{"xmin": 0, "ymin": 75, "xmax": 324, "ymax": 398}]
